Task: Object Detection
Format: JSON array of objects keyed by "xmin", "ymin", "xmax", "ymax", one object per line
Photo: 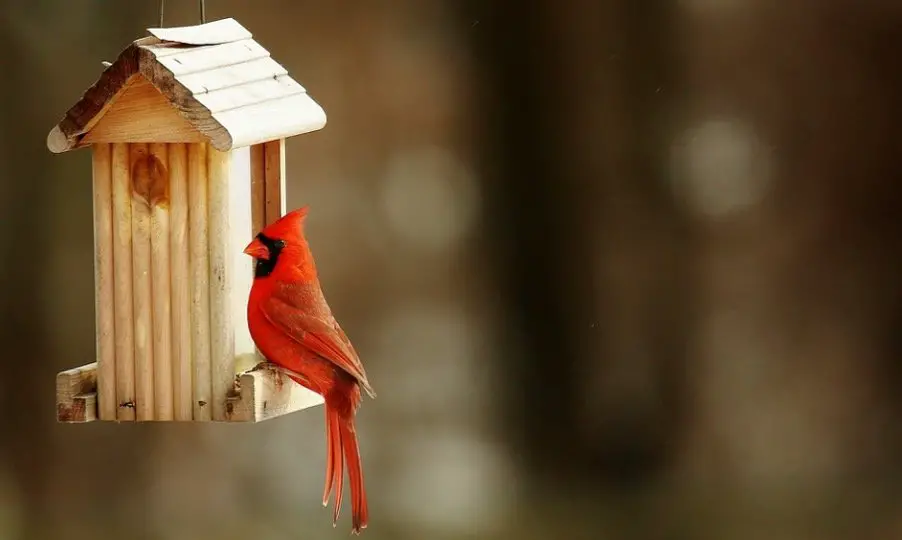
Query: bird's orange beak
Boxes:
[{"xmin": 243, "ymin": 237, "xmax": 269, "ymax": 260}]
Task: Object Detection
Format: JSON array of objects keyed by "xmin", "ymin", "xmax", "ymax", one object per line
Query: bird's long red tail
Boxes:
[{"xmin": 323, "ymin": 404, "xmax": 368, "ymax": 534}]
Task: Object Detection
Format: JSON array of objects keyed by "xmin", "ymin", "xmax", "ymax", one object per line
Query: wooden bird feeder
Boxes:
[{"xmin": 51, "ymin": 18, "xmax": 325, "ymax": 423}]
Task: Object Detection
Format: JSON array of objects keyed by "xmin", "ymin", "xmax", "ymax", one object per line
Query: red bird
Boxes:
[{"xmin": 243, "ymin": 206, "xmax": 374, "ymax": 534}]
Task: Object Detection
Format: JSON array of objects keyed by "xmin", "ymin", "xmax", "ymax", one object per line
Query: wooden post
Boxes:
[
  {"xmin": 189, "ymin": 142, "xmax": 212, "ymax": 420},
  {"xmin": 148, "ymin": 142, "xmax": 173, "ymax": 420},
  {"xmin": 228, "ymin": 147, "xmax": 257, "ymax": 402},
  {"xmin": 208, "ymin": 146, "xmax": 233, "ymax": 421},
  {"xmin": 130, "ymin": 143, "xmax": 155, "ymax": 420},
  {"xmin": 169, "ymin": 143, "xmax": 193, "ymax": 421},
  {"xmin": 250, "ymin": 144, "xmax": 266, "ymax": 234},
  {"xmin": 263, "ymin": 138, "xmax": 286, "ymax": 225},
  {"xmin": 111, "ymin": 143, "xmax": 136, "ymax": 421},
  {"xmin": 91, "ymin": 143, "xmax": 117, "ymax": 421}
]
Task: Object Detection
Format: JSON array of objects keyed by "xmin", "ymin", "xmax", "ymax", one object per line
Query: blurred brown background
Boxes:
[{"xmin": 3, "ymin": 0, "xmax": 902, "ymax": 538}]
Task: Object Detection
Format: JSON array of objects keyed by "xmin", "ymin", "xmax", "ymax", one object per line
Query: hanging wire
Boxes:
[{"xmin": 158, "ymin": 0, "xmax": 206, "ymax": 27}]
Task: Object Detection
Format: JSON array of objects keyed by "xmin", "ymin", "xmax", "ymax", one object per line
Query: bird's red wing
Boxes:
[{"xmin": 261, "ymin": 283, "xmax": 372, "ymax": 394}]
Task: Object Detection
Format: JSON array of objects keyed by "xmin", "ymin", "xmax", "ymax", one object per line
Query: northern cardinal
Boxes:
[{"xmin": 244, "ymin": 206, "xmax": 374, "ymax": 534}]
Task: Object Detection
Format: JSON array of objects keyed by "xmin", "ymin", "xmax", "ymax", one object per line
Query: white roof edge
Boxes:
[
  {"xmin": 218, "ymin": 92, "xmax": 327, "ymax": 149},
  {"xmin": 147, "ymin": 18, "xmax": 251, "ymax": 46}
]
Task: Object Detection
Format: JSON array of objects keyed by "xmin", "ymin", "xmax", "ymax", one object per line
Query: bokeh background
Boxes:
[{"xmin": 3, "ymin": 0, "xmax": 902, "ymax": 538}]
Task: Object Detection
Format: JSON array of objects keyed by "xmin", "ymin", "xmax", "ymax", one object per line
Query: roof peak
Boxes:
[
  {"xmin": 47, "ymin": 18, "xmax": 326, "ymax": 154},
  {"xmin": 146, "ymin": 17, "xmax": 251, "ymax": 46}
]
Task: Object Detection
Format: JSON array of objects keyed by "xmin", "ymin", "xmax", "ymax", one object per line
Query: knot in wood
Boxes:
[{"xmin": 131, "ymin": 153, "xmax": 169, "ymax": 207}]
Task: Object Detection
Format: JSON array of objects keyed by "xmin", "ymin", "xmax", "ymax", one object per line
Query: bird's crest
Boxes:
[{"xmin": 260, "ymin": 205, "xmax": 309, "ymax": 242}]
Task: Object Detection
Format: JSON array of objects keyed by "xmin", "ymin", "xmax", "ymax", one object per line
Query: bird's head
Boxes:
[{"xmin": 243, "ymin": 206, "xmax": 312, "ymax": 278}]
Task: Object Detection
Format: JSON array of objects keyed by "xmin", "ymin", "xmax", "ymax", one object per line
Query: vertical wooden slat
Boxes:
[
  {"xmin": 111, "ymin": 143, "xmax": 136, "ymax": 421},
  {"xmin": 92, "ymin": 143, "xmax": 117, "ymax": 421},
  {"xmin": 250, "ymin": 143, "xmax": 266, "ymax": 234},
  {"xmin": 149, "ymin": 142, "xmax": 173, "ymax": 421},
  {"xmin": 170, "ymin": 143, "xmax": 193, "ymax": 421},
  {"xmin": 208, "ymin": 146, "xmax": 233, "ymax": 421},
  {"xmin": 189, "ymin": 142, "xmax": 212, "ymax": 421},
  {"xmin": 263, "ymin": 138, "xmax": 286, "ymax": 224},
  {"xmin": 229, "ymin": 147, "xmax": 258, "ymax": 374},
  {"xmin": 130, "ymin": 143, "xmax": 155, "ymax": 421}
]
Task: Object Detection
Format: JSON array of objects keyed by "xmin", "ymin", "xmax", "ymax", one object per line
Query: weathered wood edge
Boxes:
[
  {"xmin": 56, "ymin": 360, "xmax": 323, "ymax": 423},
  {"xmin": 226, "ymin": 364, "xmax": 324, "ymax": 422},
  {"xmin": 57, "ymin": 363, "xmax": 99, "ymax": 423},
  {"xmin": 47, "ymin": 44, "xmax": 234, "ymax": 154}
]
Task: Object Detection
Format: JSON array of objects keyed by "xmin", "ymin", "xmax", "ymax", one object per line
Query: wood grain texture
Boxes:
[
  {"xmin": 250, "ymin": 143, "xmax": 266, "ymax": 235},
  {"xmin": 55, "ymin": 358, "xmax": 324, "ymax": 423},
  {"xmin": 188, "ymin": 142, "xmax": 212, "ymax": 421},
  {"xmin": 225, "ymin": 355, "xmax": 324, "ymax": 422},
  {"xmin": 130, "ymin": 143, "xmax": 155, "ymax": 420},
  {"xmin": 169, "ymin": 143, "xmax": 193, "ymax": 421},
  {"xmin": 91, "ymin": 144, "xmax": 117, "ymax": 421},
  {"xmin": 57, "ymin": 363, "xmax": 99, "ymax": 423},
  {"xmin": 81, "ymin": 76, "xmax": 206, "ymax": 144},
  {"xmin": 111, "ymin": 143, "xmax": 136, "ymax": 421},
  {"xmin": 228, "ymin": 147, "xmax": 257, "ymax": 372},
  {"xmin": 263, "ymin": 138, "xmax": 286, "ymax": 225},
  {"xmin": 46, "ymin": 18, "xmax": 326, "ymax": 154},
  {"xmin": 208, "ymin": 146, "xmax": 233, "ymax": 421},
  {"xmin": 149, "ymin": 143, "xmax": 173, "ymax": 420}
]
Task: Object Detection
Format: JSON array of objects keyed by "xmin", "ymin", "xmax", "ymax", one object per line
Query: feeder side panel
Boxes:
[
  {"xmin": 208, "ymin": 146, "xmax": 235, "ymax": 421},
  {"xmin": 170, "ymin": 143, "xmax": 193, "ymax": 421},
  {"xmin": 92, "ymin": 143, "xmax": 117, "ymax": 421},
  {"xmin": 189, "ymin": 142, "xmax": 213, "ymax": 421},
  {"xmin": 111, "ymin": 142, "xmax": 137, "ymax": 421}
]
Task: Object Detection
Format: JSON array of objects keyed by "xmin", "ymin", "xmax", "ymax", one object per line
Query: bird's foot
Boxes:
[{"xmin": 251, "ymin": 361, "xmax": 285, "ymax": 392}]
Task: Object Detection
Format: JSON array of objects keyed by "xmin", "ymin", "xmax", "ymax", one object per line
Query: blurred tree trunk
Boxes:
[
  {"xmin": 0, "ymin": 3, "xmax": 161, "ymax": 538},
  {"xmin": 674, "ymin": 1, "xmax": 902, "ymax": 498},
  {"xmin": 465, "ymin": 0, "xmax": 689, "ymax": 493},
  {"xmin": 0, "ymin": 14, "xmax": 56, "ymax": 540}
]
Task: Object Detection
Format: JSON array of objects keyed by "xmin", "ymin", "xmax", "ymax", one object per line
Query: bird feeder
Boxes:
[{"xmin": 52, "ymin": 18, "xmax": 325, "ymax": 423}]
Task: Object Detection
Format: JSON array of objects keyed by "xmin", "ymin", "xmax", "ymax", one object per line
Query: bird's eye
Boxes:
[{"xmin": 274, "ymin": 240, "xmax": 286, "ymax": 249}]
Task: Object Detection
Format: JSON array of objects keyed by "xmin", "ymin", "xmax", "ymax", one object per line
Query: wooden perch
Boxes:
[
  {"xmin": 56, "ymin": 358, "xmax": 323, "ymax": 423},
  {"xmin": 227, "ymin": 368, "xmax": 324, "ymax": 422},
  {"xmin": 57, "ymin": 363, "xmax": 98, "ymax": 423}
]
